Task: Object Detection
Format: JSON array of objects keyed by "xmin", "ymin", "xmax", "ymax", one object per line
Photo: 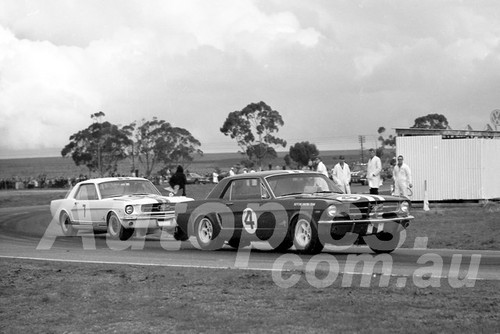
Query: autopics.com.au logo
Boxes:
[{"xmin": 269, "ymin": 237, "xmax": 481, "ymax": 289}]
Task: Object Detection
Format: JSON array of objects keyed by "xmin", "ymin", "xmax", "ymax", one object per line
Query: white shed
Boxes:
[{"xmin": 395, "ymin": 128, "xmax": 500, "ymax": 201}]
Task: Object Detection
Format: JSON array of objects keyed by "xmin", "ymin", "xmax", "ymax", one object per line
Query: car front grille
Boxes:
[
  {"xmin": 335, "ymin": 202, "xmax": 401, "ymax": 221},
  {"xmin": 141, "ymin": 203, "xmax": 175, "ymax": 213}
]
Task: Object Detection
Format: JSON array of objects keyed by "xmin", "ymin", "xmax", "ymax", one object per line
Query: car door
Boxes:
[
  {"xmin": 71, "ymin": 183, "xmax": 98, "ymax": 225},
  {"xmin": 221, "ymin": 177, "xmax": 272, "ymax": 240}
]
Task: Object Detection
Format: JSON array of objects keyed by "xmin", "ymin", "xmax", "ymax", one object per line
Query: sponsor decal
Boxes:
[
  {"xmin": 337, "ymin": 195, "xmax": 361, "ymax": 201},
  {"xmin": 294, "ymin": 203, "xmax": 315, "ymax": 207}
]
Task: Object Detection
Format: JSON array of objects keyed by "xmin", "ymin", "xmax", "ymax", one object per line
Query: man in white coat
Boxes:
[
  {"xmin": 314, "ymin": 156, "xmax": 329, "ymax": 178},
  {"xmin": 331, "ymin": 156, "xmax": 351, "ymax": 194},
  {"xmin": 392, "ymin": 155, "xmax": 413, "ymax": 197},
  {"xmin": 367, "ymin": 148, "xmax": 382, "ymax": 195}
]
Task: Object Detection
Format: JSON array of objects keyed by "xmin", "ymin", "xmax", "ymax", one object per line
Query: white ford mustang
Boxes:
[{"xmin": 50, "ymin": 177, "xmax": 193, "ymax": 240}]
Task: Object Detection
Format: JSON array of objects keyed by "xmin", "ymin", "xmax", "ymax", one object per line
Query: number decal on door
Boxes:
[{"xmin": 242, "ymin": 208, "xmax": 257, "ymax": 234}]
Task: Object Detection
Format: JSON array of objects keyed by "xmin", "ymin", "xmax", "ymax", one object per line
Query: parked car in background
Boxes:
[
  {"xmin": 174, "ymin": 170, "xmax": 414, "ymax": 254},
  {"xmin": 350, "ymin": 163, "xmax": 367, "ymax": 185},
  {"xmin": 50, "ymin": 177, "xmax": 193, "ymax": 240},
  {"xmin": 186, "ymin": 172, "xmax": 211, "ymax": 184}
]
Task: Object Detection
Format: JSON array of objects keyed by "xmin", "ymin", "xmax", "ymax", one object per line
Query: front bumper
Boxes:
[
  {"xmin": 318, "ymin": 215, "xmax": 414, "ymax": 236},
  {"xmin": 318, "ymin": 215, "xmax": 414, "ymax": 225},
  {"xmin": 122, "ymin": 214, "xmax": 177, "ymax": 229}
]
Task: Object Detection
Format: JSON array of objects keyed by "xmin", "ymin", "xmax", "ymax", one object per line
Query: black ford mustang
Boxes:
[{"xmin": 174, "ymin": 170, "xmax": 413, "ymax": 254}]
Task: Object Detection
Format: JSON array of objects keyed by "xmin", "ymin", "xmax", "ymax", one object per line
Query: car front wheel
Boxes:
[
  {"xmin": 195, "ymin": 216, "xmax": 224, "ymax": 250},
  {"xmin": 107, "ymin": 213, "xmax": 134, "ymax": 241},
  {"xmin": 293, "ymin": 217, "xmax": 324, "ymax": 254},
  {"xmin": 60, "ymin": 212, "xmax": 76, "ymax": 236}
]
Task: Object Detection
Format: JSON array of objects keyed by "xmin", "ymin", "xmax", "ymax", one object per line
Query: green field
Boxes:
[{"xmin": 0, "ymin": 149, "xmax": 372, "ymax": 180}]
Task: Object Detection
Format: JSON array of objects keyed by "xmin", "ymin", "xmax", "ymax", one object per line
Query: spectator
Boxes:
[
  {"xmin": 168, "ymin": 165, "xmax": 187, "ymax": 196},
  {"xmin": 212, "ymin": 170, "xmax": 219, "ymax": 183},
  {"xmin": 392, "ymin": 155, "xmax": 413, "ymax": 197},
  {"xmin": 314, "ymin": 156, "xmax": 328, "ymax": 177},
  {"xmin": 367, "ymin": 148, "xmax": 382, "ymax": 194},
  {"xmin": 331, "ymin": 155, "xmax": 351, "ymax": 194}
]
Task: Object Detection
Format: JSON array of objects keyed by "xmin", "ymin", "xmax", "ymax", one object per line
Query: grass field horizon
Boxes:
[{"xmin": 0, "ymin": 149, "xmax": 380, "ymax": 180}]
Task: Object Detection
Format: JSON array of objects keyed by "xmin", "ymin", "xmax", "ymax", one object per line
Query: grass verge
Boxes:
[{"xmin": 1, "ymin": 258, "xmax": 499, "ymax": 333}]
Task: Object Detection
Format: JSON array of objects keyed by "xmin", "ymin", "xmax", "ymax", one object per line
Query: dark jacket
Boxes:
[{"xmin": 169, "ymin": 166, "xmax": 187, "ymax": 196}]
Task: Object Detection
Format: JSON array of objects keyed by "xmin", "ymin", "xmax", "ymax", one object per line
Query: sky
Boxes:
[{"xmin": 1, "ymin": 0, "xmax": 500, "ymax": 159}]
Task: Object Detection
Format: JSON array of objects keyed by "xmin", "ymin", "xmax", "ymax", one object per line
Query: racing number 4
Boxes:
[{"xmin": 242, "ymin": 208, "xmax": 257, "ymax": 234}]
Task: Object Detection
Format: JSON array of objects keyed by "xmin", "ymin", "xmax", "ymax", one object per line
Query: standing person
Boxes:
[
  {"xmin": 366, "ymin": 148, "xmax": 382, "ymax": 195},
  {"xmin": 332, "ymin": 156, "xmax": 351, "ymax": 194},
  {"xmin": 169, "ymin": 165, "xmax": 187, "ymax": 196},
  {"xmin": 392, "ymin": 155, "xmax": 413, "ymax": 197},
  {"xmin": 229, "ymin": 167, "xmax": 235, "ymax": 176},
  {"xmin": 314, "ymin": 156, "xmax": 329, "ymax": 177}
]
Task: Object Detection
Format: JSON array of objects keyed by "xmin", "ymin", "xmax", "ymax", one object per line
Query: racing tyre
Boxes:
[
  {"xmin": 293, "ymin": 216, "xmax": 324, "ymax": 254},
  {"xmin": 195, "ymin": 216, "xmax": 224, "ymax": 250},
  {"xmin": 107, "ymin": 213, "xmax": 134, "ymax": 241},
  {"xmin": 60, "ymin": 212, "xmax": 76, "ymax": 236}
]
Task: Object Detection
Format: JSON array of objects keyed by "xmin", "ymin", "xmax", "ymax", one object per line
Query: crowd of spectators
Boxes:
[
  {"xmin": 0, "ymin": 174, "xmax": 89, "ymax": 190},
  {"xmin": 0, "ymin": 173, "xmax": 170, "ymax": 190}
]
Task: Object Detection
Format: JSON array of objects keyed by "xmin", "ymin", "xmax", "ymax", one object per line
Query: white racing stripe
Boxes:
[{"xmin": 356, "ymin": 194, "xmax": 376, "ymax": 202}]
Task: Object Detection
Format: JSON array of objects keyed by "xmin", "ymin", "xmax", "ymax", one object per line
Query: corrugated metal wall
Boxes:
[
  {"xmin": 482, "ymin": 139, "xmax": 500, "ymax": 199},
  {"xmin": 396, "ymin": 136, "xmax": 500, "ymax": 201}
]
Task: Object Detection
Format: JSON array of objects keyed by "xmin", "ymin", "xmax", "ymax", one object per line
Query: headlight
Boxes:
[
  {"xmin": 125, "ymin": 205, "xmax": 134, "ymax": 215},
  {"xmin": 399, "ymin": 201, "xmax": 409, "ymax": 213},
  {"xmin": 326, "ymin": 205, "xmax": 337, "ymax": 217}
]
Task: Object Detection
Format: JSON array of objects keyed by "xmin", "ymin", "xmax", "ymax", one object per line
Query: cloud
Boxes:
[
  {"xmin": 0, "ymin": 0, "xmax": 322, "ymax": 156},
  {"xmin": 1, "ymin": 0, "xmax": 500, "ymax": 158}
]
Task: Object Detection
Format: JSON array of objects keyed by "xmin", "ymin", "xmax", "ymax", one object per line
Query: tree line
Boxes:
[{"xmin": 61, "ymin": 104, "xmax": 448, "ymax": 177}]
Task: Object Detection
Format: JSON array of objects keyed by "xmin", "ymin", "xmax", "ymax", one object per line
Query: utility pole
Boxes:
[{"xmin": 358, "ymin": 135, "xmax": 365, "ymax": 163}]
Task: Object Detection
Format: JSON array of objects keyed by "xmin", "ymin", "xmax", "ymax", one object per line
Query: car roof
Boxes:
[
  {"xmin": 227, "ymin": 170, "xmax": 321, "ymax": 179},
  {"xmin": 77, "ymin": 177, "xmax": 149, "ymax": 185}
]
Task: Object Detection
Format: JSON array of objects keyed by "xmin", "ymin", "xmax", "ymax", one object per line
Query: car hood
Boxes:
[{"xmin": 108, "ymin": 194, "xmax": 194, "ymax": 204}]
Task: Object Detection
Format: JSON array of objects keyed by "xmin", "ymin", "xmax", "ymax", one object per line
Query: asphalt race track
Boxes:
[{"xmin": 1, "ymin": 205, "xmax": 499, "ymax": 285}]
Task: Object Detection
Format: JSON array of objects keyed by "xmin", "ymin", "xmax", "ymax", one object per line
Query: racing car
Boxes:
[
  {"xmin": 50, "ymin": 177, "xmax": 193, "ymax": 240},
  {"xmin": 173, "ymin": 170, "xmax": 413, "ymax": 254}
]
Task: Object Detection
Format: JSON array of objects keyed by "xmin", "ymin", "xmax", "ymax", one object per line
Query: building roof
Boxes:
[{"xmin": 395, "ymin": 128, "xmax": 500, "ymax": 139}]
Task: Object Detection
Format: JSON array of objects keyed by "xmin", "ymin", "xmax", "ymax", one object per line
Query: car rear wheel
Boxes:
[
  {"xmin": 293, "ymin": 217, "xmax": 324, "ymax": 254},
  {"xmin": 107, "ymin": 213, "xmax": 134, "ymax": 241},
  {"xmin": 195, "ymin": 216, "xmax": 224, "ymax": 250},
  {"xmin": 60, "ymin": 212, "xmax": 76, "ymax": 236}
]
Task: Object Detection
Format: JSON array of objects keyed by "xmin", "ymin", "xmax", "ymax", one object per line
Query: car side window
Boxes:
[
  {"xmin": 75, "ymin": 184, "xmax": 99, "ymax": 200},
  {"xmin": 223, "ymin": 178, "xmax": 262, "ymax": 200},
  {"xmin": 261, "ymin": 183, "xmax": 271, "ymax": 199}
]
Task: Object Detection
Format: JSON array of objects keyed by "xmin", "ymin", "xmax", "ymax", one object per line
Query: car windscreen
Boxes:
[
  {"xmin": 266, "ymin": 174, "xmax": 343, "ymax": 197},
  {"xmin": 98, "ymin": 180, "xmax": 161, "ymax": 198},
  {"xmin": 352, "ymin": 165, "xmax": 367, "ymax": 172}
]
